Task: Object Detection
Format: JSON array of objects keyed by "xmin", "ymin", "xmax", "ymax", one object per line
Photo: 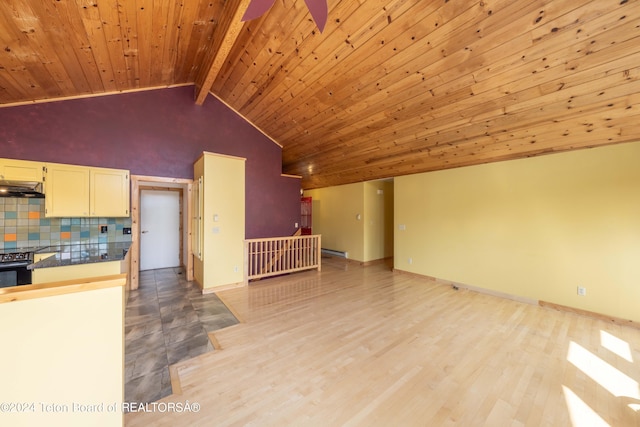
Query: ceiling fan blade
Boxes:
[
  {"xmin": 303, "ymin": 0, "xmax": 328, "ymax": 33},
  {"xmin": 241, "ymin": 0, "xmax": 277, "ymax": 21}
]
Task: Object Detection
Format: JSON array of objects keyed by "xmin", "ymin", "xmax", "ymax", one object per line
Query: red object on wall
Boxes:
[{"xmin": 301, "ymin": 197, "xmax": 312, "ymax": 235}]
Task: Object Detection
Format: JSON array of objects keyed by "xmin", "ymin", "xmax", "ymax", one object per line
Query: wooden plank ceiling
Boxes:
[{"xmin": 1, "ymin": 0, "xmax": 639, "ymax": 189}]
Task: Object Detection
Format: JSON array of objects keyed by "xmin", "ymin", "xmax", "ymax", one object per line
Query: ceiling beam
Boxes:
[{"xmin": 194, "ymin": 0, "xmax": 252, "ymax": 105}]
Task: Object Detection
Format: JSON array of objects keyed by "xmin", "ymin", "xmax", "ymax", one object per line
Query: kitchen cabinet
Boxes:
[
  {"xmin": 0, "ymin": 275, "xmax": 125, "ymax": 427},
  {"xmin": 193, "ymin": 152, "xmax": 245, "ymax": 291},
  {"xmin": 192, "ymin": 176, "xmax": 203, "ymax": 261},
  {"xmin": 90, "ymin": 167, "xmax": 130, "ymax": 217},
  {"xmin": 45, "ymin": 163, "xmax": 130, "ymax": 217},
  {"xmin": 0, "ymin": 158, "xmax": 45, "ymax": 182},
  {"xmin": 31, "ymin": 257, "xmax": 127, "ymax": 285},
  {"xmin": 45, "ymin": 163, "xmax": 90, "ymax": 216}
]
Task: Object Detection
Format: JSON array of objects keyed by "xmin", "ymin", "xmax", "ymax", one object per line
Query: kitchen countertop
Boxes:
[
  {"xmin": 0, "ymin": 274, "xmax": 127, "ymax": 303},
  {"xmin": 28, "ymin": 243, "xmax": 131, "ymax": 270}
]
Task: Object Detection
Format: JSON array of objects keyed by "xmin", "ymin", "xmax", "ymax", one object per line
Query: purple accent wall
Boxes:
[{"xmin": 0, "ymin": 86, "xmax": 301, "ymax": 238}]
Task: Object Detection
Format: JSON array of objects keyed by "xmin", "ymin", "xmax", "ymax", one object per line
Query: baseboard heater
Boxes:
[{"xmin": 321, "ymin": 248, "xmax": 348, "ymax": 258}]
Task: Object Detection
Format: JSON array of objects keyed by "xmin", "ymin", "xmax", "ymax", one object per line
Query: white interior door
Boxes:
[{"xmin": 140, "ymin": 190, "xmax": 180, "ymax": 271}]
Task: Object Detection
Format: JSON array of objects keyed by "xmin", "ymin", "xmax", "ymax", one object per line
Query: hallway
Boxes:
[{"xmin": 124, "ymin": 268, "xmax": 239, "ymax": 403}]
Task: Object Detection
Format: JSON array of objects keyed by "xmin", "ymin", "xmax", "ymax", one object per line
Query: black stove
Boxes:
[
  {"xmin": 0, "ymin": 251, "xmax": 34, "ymax": 287},
  {"xmin": 1, "ymin": 252, "xmax": 33, "ymax": 263}
]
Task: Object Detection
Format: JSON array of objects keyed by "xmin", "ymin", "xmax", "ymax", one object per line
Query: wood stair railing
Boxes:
[{"xmin": 245, "ymin": 234, "xmax": 321, "ymax": 282}]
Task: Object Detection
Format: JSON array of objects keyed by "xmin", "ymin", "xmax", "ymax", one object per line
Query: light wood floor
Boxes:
[{"xmin": 125, "ymin": 257, "xmax": 640, "ymax": 426}]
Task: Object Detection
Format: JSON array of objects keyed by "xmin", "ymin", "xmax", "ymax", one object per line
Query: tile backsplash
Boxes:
[{"xmin": 0, "ymin": 198, "xmax": 132, "ymax": 250}]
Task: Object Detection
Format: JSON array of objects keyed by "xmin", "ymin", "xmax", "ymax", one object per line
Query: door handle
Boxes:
[{"xmin": 141, "ymin": 230, "xmax": 149, "ymax": 234}]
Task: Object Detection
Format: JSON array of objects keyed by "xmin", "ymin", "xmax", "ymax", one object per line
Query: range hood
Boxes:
[{"xmin": 0, "ymin": 180, "xmax": 44, "ymax": 198}]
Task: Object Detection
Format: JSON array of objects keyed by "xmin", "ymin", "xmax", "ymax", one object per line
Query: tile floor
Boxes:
[{"xmin": 124, "ymin": 267, "xmax": 239, "ymax": 403}]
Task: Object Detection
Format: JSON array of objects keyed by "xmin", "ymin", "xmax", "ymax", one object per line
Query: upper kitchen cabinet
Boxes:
[
  {"xmin": 90, "ymin": 168, "xmax": 130, "ymax": 217},
  {"xmin": 45, "ymin": 163, "xmax": 129, "ymax": 217},
  {"xmin": 0, "ymin": 158, "xmax": 45, "ymax": 182},
  {"xmin": 45, "ymin": 163, "xmax": 89, "ymax": 216}
]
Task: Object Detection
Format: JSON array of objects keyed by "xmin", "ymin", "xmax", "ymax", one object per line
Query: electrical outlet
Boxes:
[
  {"xmin": 123, "ymin": 227, "xmax": 131, "ymax": 235},
  {"xmin": 577, "ymin": 286, "xmax": 586, "ymax": 296},
  {"xmin": 100, "ymin": 225, "xmax": 108, "ymax": 233}
]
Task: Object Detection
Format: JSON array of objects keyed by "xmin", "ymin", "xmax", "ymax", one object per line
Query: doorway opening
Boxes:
[
  {"xmin": 140, "ymin": 189, "xmax": 181, "ymax": 271},
  {"xmin": 130, "ymin": 175, "xmax": 193, "ymax": 290}
]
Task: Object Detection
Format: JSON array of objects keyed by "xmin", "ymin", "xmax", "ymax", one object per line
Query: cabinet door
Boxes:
[
  {"xmin": 192, "ymin": 176, "xmax": 203, "ymax": 260},
  {"xmin": 45, "ymin": 164, "xmax": 90, "ymax": 217},
  {"xmin": 90, "ymin": 168, "xmax": 130, "ymax": 217},
  {"xmin": 0, "ymin": 159, "xmax": 45, "ymax": 182}
]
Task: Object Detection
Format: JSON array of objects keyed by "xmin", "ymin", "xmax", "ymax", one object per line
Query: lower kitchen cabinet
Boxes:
[
  {"xmin": 0, "ymin": 276, "xmax": 125, "ymax": 427},
  {"xmin": 31, "ymin": 260, "xmax": 124, "ymax": 285},
  {"xmin": 31, "ymin": 249, "xmax": 131, "ymax": 287}
]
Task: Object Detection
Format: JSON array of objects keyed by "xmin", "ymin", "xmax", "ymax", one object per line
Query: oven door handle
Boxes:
[{"xmin": 0, "ymin": 262, "xmax": 32, "ymax": 270}]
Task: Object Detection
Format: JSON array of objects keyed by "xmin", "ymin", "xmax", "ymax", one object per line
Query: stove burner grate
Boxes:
[{"xmin": 1, "ymin": 252, "xmax": 33, "ymax": 263}]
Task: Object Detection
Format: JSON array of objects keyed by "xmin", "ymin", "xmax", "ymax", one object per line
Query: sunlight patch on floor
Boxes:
[
  {"xmin": 562, "ymin": 386, "xmax": 610, "ymax": 427},
  {"xmin": 567, "ymin": 341, "xmax": 639, "ymax": 400},
  {"xmin": 600, "ymin": 330, "xmax": 633, "ymax": 363}
]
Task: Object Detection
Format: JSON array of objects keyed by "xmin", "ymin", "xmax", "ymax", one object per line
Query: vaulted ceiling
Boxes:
[{"xmin": 1, "ymin": 0, "xmax": 639, "ymax": 189}]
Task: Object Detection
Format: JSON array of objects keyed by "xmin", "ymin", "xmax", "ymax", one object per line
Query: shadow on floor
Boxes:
[{"xmin": 124, "ymin": 267, "xmax": 239, "ymax": 403}]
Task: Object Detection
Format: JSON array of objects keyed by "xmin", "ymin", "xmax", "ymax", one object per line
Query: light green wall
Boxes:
[
  {"xmin": 383, "ymin": 180, "xmax": 395, "ymax": 258},
  {"xmin": 395, "ymin": 141, "xmax": 640, "ymax": 322},
  {"xmin": 306, "ymin": 180, "xmax": 394, "ymax": 263},
  {"xmin": 306, "ymin": 183, "xmax": 365, "ymax": 261},
  {"xmin": 364, "ymin": 181, "xmax": 394, "ymax": 261}
]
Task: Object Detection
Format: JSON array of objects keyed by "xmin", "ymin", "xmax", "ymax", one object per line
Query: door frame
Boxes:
[{"xmin": 130, "ymin": 175, "xmax": 193, "ymax": 290}]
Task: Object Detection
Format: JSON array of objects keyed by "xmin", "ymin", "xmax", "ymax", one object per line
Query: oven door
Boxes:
[{"xmin": 0, "ymin": 264, "xmax": 32, "ymax": 287}]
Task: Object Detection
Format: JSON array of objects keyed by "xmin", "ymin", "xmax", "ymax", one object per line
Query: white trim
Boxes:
[{"xmin": 209, "ymin": 92, "xmax": 283, "ymax": 148}]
